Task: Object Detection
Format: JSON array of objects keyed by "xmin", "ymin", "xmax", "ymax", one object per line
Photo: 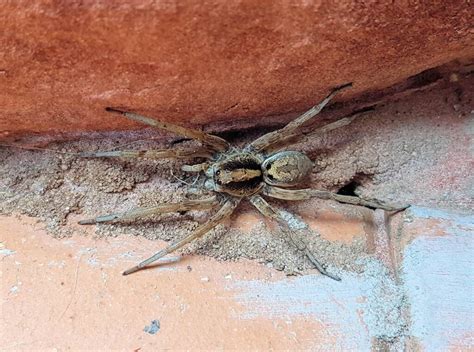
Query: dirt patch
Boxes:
[{"xmin": 1, "ymin": 74, "xmax": 472, "ymax": 275}]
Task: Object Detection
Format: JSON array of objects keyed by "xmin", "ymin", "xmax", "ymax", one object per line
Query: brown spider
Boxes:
[{"xmin": 77, "ymin": 83, "xmax": 406, "ymax": 280}]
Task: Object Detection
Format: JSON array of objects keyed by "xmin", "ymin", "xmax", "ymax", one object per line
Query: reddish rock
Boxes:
[{"xmin": 0, "ymin": 1, "xmax": 472, "ymax": 137}]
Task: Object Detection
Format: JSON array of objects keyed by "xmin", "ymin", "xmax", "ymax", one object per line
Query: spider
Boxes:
[{"xmin": 76, "ymin": 83, "xmax": 406, "ymax": 280}]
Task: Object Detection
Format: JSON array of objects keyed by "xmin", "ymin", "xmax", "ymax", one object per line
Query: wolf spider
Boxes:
[{"xmin": 77, "ymin": 83, "xmax": 406, "ymax": 280}]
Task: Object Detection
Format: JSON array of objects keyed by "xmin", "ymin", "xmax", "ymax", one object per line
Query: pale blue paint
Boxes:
[
  {"xmin": 402, "ymin": 206, "xmax": 474, "ymax": 350},
  {"xmin": 143, "ymin": 319, "xmax": 160, "ymax": 335},
  {"xmin": 0, "ymin": 248, "xmax": 15, "ymax": 257},
  {"xmin": 408, "ymin": 205, "xmax": 473, "ymax": 226},
  {"xmin": 74, "ymin": 246, "xmax": 180, "ymax": 271},
  {"xmin": 227, "ymin": 259, "xmax": 405, "ymax": 350},
  {"xmin": 226, "ymin": 206, "xmax": 474, "ymax": 350}
]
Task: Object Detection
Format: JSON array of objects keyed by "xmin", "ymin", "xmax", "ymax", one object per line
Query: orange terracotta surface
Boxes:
[
  {"xmin": 233, "ymin": 204, "xmax": 367, "ymax": 244},
  {"xmin": 2, "ymin": 207, "xmax": 473, "ymax": 350},
  {"xmin": 1, "ymin": 1, "xmax": 472, "ymax": 137},
  {"xmin": 301, "ymin": 208, "xmax": 367, "ymax": 244},
  {"xmin": 0, "ymin": 215, "xmax": 341, "ymax": 350}
]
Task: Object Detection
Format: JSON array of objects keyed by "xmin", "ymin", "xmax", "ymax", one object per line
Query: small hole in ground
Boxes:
[{"xmin": 337, "ymin": 180, "xmax": 359, "ymax": 196}]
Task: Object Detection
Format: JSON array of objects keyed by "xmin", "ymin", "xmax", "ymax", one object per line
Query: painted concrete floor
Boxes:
[{"xmin": 1, "ymin": 204, "xmax": 473, "ymax": 350}]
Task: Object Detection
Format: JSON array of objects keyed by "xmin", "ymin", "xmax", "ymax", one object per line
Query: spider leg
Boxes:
[
  {"xmin": 263, "ymin": 185, "xmax": 409, "ymax": 211},
  {"xmin": 0, "ymin": 143, "xmax": 213, "ymax": 161},
  {"xmin": 266, "ymin": 107, "xmax": 377, "ymax": 153},
  {"xmin": 106, "ymin": 108, "xmax": 229, "ymax": 152},
  {"xmin": 79, "ymin": 147, "xmax": 213, "ymax": 159},
  {"xmin": 304, "ymin": 106, "xmax": 376, "ymax": 137},
  {"xmin": 122, "ymin": 197, "xmax": 240, "ymax": 275},
  {"xmin": 264, "ymin": 113, "xmax": 358, "ymax": 154},
  {"xmin": 78, "ymin": 196, "xmax": 219, "ymax": 225},
  {"xmin": 249, "ymin": 194, "xmax": 341, "ymax": 281},
  {"xmin": 247, "ymin": 83, "xmax": 352, "ymax": 153}
]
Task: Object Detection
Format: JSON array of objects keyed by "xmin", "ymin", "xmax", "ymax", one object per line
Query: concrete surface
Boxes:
[
  {"xmin": 1, "ymin": 1, "xmax": 473, "ymax": 137},
  {"xmin": 401, "ymin": 206, "xmax": 474, "ymax": 351},
  {"xmin": 1, "ymin": 207, "xmax": 473, "ymax": 350}
]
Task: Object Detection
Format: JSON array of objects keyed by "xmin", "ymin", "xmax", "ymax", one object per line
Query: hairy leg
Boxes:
[
  {"xmin": 247, "ymin": 83, "xmax": 352, "ymax": 153},
  {"xmin": 122, "ymin": 197, "xmax": 240, "ymax": 275},
  {"xmin": 263, "ymin": 185, "xmax": 409, "ymax": 211},
  {"xmin": 264, "ymin": 107, "xmax": 376, "ymax": 153},
  {"xmin": 249, "ymin": 194, "xmax": 341, "ymax": 281},
  {"xmin": 106, "ymin": 108, "xmax": 229, "ymax": 152},
  {"xmin": 78, "ymin": 196, "xmax": 219, "ymax": 225},
  {"xmin": 79, "ymin": 147, "xmax": 213, "ymax": 159}
]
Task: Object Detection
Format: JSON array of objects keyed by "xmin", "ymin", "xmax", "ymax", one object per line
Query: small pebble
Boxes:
[{"xmin": 143, "ymin": 320, "xmax": 160, "ymax": 335}]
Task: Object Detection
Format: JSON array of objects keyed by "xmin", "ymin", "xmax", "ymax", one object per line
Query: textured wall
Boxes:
[{"xmin": 0, "ymin": 0, "xmax": 472, "ymax": 137}]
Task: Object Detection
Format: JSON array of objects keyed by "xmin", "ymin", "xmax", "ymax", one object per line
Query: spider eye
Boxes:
[
  {"xmin": 266, "ymin": 164, "xmax": 271, "ymax": 170},
  {"xmin": 216, "ymin": 170, "xmax": 221, "ymax": 176},
  {"xmin": 268, "ymin": 174, "xmax": 274, "ymax": 180}
]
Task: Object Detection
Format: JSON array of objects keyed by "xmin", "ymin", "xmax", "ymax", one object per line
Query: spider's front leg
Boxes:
[
  {"xmin": 122, "ymin": 197, "xmax": 240, "ymax": 275},
  {"xmin": 247, "ymin": 83, "xmax": 352, "ymax": 153},
  {"xmin": 262, "ymin": 185, "xmax": 409, "ymax": 211},
  {"xmin": 249, "ymin": 195, "xmax": 341, "ymax": 281}
]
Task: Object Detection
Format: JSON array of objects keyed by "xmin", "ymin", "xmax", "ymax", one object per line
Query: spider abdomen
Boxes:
[{"xmin": 262, "ymin": 151, "xmax": 313, "ymax": 187}]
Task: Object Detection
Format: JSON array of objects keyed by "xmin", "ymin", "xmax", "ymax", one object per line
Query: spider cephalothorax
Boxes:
[
  {"xmin": 204, "ymin": 151, "xmax": 264, "ymax": 197},
  {"xmin": 78, "ymin": 83, "xmax": 407, "ymax": 280}
]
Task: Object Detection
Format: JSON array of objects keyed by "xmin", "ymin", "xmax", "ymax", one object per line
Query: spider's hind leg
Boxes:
[
  {"xmin": 262, "ymin": 185, "xmax": 409, "ymax": 211},
  {"xmin": 249, "ymin": 194, "xmax": 341, "ymax": 281}
]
